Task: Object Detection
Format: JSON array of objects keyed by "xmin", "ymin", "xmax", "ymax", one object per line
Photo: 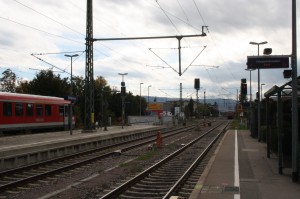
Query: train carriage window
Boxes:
[
  {"xmin": 45, "ymin": 105, "xmax": 51, "ymax": 116},
  {"xmin": 64, "ymin": 106, "xmax": 69, "ymax": 117},
  {"xmin": 26, "ymin": 103, "xmax": 34, "ymax": 116},
  {"xmin": 59, "ymin": 106, "xmax": 64, "ymax": 116},
  {"xmin": 15, "ymin": 103, "xmax": 24, "ymax": 116},
  {"xmin": 3, "ymin": 102, "xmax": 12, "ymax": 116},
  {"xmin": 36, "ymin": 104, "xmax": 43, "ymax": 116}
]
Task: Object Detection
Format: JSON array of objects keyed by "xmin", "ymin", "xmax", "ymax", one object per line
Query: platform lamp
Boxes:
[
  {"xmin": 140, "ymin": 83, "xmax": 144, "ymax": 116},
  {"xmin": 65, "ymin": 54, "xmax": 79, "ymax": 135},
  {"xmin": 261, "ymin": 83, "xmax": 265, "ymax": 100},
  {"xmin": 249, "ymin": 41, "xmax": 268, "ymax": 141},
  {"xmin": 118, "ymin": 73, "xmax": 128, "ymax": 128},
  {"xmin": 148, "ymin": 85, "xmax": 152, "ymax": 104}
]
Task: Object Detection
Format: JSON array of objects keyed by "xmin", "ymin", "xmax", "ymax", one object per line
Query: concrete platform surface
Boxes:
[
  {"xmin": 190, "ymin": 129, "xmax": 300, "ymax": 199},
  {"xmin": 0, "ymin": 125, "xmax": 160, "ymax": 152}
]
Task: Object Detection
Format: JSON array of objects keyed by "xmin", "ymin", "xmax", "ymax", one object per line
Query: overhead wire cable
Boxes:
[
  {"xmin": 181, "ymin": 45, "xmax": 207, "ymax": 75},
  {"xmin": 192, "ymin": 0, "xmax": 235, "ymax": 98},
  {"xmin": 67, "ymin": 1, "xmax": 150, "ymax": 73},
  {"xmin": 31, "ymin": 51, "xmax": 85, "ymax": 56},
  {"xmin": 147, "ymin": 0, "xmax": 202, "ymax": 32},
  {"xmin": 193, "ymin": 0, "xmax": 236, "ymax": 81},
  {"xmin": 177, "ymin": 0, "xmax": 190, "ymax": 24},
  {"xmin": 192, "ymin": 0, "xmax": 208, "ymax": 30},
  {"xmin": 155, "ymin": 0, "xmax": 181, "ymax": 34},
  {"xmin": 31, "ymin": 54, "xmax": 71, "ymax": 75},
  {"xmin": 0, "ymin": 16, "xmax": 82, "ymax": 44},
  {"xmin": 13, "ymin": 0, "xmax": 85, "ymax": 36},
  {"xmin": 30, "ymin": 53, "xmax": 84, "ymax": 78},
  {"xmin": 148, "ymin": 48, "xmax": 179, "ymax": 74},
  {"xmin": 11, "ymin": 0, "xmax": 129, "ymax": 66}
]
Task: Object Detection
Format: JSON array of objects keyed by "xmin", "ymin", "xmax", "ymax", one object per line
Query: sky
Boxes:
[{"xmin": 0, "ymin": 0, "xmax": 299, "ymax": 102}]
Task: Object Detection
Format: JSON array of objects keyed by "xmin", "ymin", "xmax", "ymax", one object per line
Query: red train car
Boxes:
[{"xmin": 0, "ymin": 92, "xmax": 73, "ymax": 134}]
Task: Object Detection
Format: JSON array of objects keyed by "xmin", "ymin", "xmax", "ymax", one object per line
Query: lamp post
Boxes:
[
  {"xmin": 261, "ymin": 83, "xmax": 265, "ymax": 100},
  {"xmin": 148, "ymin": 85, "xmax": 152, "ymax": 104},
  {"xmin": 64, "ymin": 54, "xmax": 79, "ymax": 135},
  {"xmin": 118, "ymin": 73, "xmax": 128, "ymax": 128},
  {"xmin": 245, "ymin": 68, "xmax": 255, "ymax": 135},
  {"xmin": 140, "ymin": 83, "xmax": 144, "ymax": 116},
  {"xmin": 249, "ymin": 41, "xmax": 268, "ymax": 141},
  {"xmin": 245, "ymin": 68, "xmax": 255, "ymax": 102}
]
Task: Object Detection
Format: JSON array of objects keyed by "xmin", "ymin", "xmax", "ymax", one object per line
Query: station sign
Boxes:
[
  {"xmin": 65, "ymin": 95, "xmax": 77, "ymax": 103},
  {"xmin": 147, "ymin": 102, "xmax": 163, "ymax": 111},
  {"xmin": 247, "ymin": 55, "xmax": 289, "ymax": 69}
]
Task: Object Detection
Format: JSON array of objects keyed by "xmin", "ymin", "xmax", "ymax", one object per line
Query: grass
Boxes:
[
  {"xmin": 137, "ymin": 150, "xmax": 158, "ymax": 161},
  {"xmin": 229, "ymin": 119, "xmax": 248, "ymax": 130},
  {"xmin": 119, "ymin": 149, "xmax": 158, "ymax": 168}
]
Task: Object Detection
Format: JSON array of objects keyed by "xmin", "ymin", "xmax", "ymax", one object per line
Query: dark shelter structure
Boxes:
[{"xmin": 261, "ymin": 77, "xmax": 300, "ymax": 181}]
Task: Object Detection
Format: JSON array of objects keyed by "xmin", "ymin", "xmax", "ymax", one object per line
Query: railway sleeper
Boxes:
[
  {"xmin": 180, "ymin": 186, "xmax": 195, "ymax": 192},
  {"xmin": 13, "ymin": 174, "xmax": 29, "ymax": 178},
  {"xmin": 119, "ymin": 194, "xmax": 162, "ymax": 199},
  {"xmin": 178, "ymin": 191, "xmax": 193, "ymax": 198},
  {"xmin": 186, "ymin": 176, "xmax": 201, "ymax": 182},
  {"xmin": 151, "ymin": 170, "xmax": 183, "ymax": 175},
  {"xmin": 144, "ymin": 176, "xmax": 177, "ymax": 183},
  {"xmin": 147, "ymin": 173, "xmax": 180, "ymax": 180},
  {"xmin": 156, "ymin": 168, "xmax": 185, "ymax": 173},
  {"xmin": 139, "ymin": 180, "xmax": 174, "ymax": 186},
  {"xmin": 183, "ymin": 181, "xmax": 198, "ymax": 186},
  {"xmin": 135, "ymin": 182, "xmax": 172, "ymax": 189},
  {"xmin": 123, "ymin": 189, "xmax": 166, "ymax": 197},
  {"xmin": 130, "ymin": 186, "xmax": 170, "ymax": 192},
  {"xmin": 0, "ymin": 180, "xmax": 12, "ymax": 184}
]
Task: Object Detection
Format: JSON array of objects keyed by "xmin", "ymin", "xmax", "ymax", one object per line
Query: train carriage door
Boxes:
[
  {"xmin": 65, "ymin": 105, "xmax": 70, "ymax": 130},
  {"xmin": 59, "ymin": 105, "xmax": 68, "ymax": 130}
]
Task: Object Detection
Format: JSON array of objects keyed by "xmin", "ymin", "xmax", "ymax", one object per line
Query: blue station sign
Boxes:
[{"xmin": 247, "ymin": 55, "xmax": 290, "ymax": 69}]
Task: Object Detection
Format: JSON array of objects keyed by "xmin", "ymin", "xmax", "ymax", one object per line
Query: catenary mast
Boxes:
[{"xmin": 84, "ymin": 0, "xmax": 95, "ymax": 131}]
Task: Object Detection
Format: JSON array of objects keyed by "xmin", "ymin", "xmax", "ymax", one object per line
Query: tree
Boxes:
[
  {"xmin": 16, "ymin": 80, "xmax": 30, "ymax": 93},
  {"xmin": 25, "ymin": 70, "xmax": 69, "ymax": 97},
  {"xmin": 0, "ymin": 69, "xmax": 17, "ymax": 92},
  {"xmin": 94, "ymin": 76, "xmax": 110, "ymax": 125}
]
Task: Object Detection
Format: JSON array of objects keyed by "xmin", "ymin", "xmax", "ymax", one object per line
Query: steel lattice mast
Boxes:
[{"xmin": 84, "ymin": 0, "xmax": 95, "ymax": 131}]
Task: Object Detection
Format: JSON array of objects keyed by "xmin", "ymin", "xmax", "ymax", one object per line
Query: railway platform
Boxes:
[
  {"xmin": 0, "ymin": 124, "xmax": 163, "ymax": 171},
  {"xmin": 189, "ymin": 129, "xmax": 300, "ymax": 199}
]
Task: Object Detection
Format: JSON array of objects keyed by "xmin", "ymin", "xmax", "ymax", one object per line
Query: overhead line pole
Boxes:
[
  {"xmin": 291, "ymin": 0, "xmax": 298, "ymax": 182},
  {"xmin": 83, "ymin": 0, "xmax": 95, "ymax": 132}
]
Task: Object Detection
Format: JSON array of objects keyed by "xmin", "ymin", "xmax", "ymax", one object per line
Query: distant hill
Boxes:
[{"xmin": 143, "ymin": 96, "xmax": 236, "ymax": 112}]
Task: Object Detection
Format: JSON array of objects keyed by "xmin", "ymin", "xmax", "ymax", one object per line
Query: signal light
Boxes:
[
  {"xmin": 194, "ymin": 78, "xmax": 200, "ymax": 90},
  {"xmin": 241, "ymin": 83, "xmax": 247, "ymax": 95},
  {"xmin": 121, "ymin": 86, "xmax": 126, "ymax": 96},
  {"xmin": 283, "ymin": 70, "xmax": 292, "ymax": 79}
]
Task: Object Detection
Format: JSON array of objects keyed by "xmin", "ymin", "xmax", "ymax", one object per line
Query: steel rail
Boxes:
[
  {"xmin": 0, "ymin": 125, "xmax": 196, "ymax": 192},
  {"xmin": 99, "ymin": 121, "xmax": 226, "ymax": 199},
  {"xmin": 163, "ymin": 121, "xmax": 230, "ymax": 198},
  {"xmin": 0, "ymin": 128, "xmax": 164, "ymax": 178}
]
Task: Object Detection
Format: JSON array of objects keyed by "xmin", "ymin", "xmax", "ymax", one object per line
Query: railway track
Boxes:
[
  {"xmin": 99, "ymin": 121, "xmax": 229, "ymax": 199},
  {"xmin": 0, "ymin": 124, "xmax": 200, "ymax": 195}
]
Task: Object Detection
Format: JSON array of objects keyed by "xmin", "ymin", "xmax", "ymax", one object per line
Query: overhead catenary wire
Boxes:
[
  {"xmin": 148, "ymin": 48, "xmax": 179, "ymax": 74},
  {"xmin": 30, "ymin": 52, "xmax": 84, "ymax": 78},
  {"xmin": 10, "ymin": 0, "xmax": 142, "ymax": 73},
  {"xmin": 13, "ymin": 0, "xmax": 85, "ymax": 36},
  {"xmin": 31, "ymin": 51, "xmax": 85, "ymax": 56},
  {"xmin": 181, "ymin": 45, "xmax": 207, "ymax": 75},
  {"xmin": 0, "ymin": 16, "xmax": 83, "ymax": 45},
  {"xmin": 177, "ymin": 0, "xmax": 190, "ymax": 24},
  {"xmin": 155, "ymin": 0, "xmax": 181, "ymax": 34},
  {"xmin": 191, "ymin": 0, "xmax": 237, "ymax": 99}
]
